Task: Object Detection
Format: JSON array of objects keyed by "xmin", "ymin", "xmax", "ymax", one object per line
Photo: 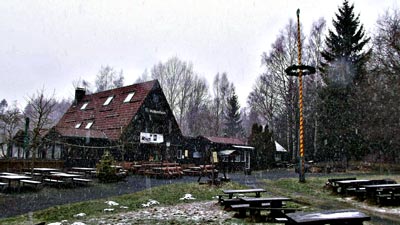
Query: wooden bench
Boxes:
[
  {"xmin": 43, "ymin": 178, "xmax": 65, "ymax": 187},
  {"xmin": 24, "ymin": 172, "xmax": 42, "ymax": 177},
  {"xmin": 72, "ymin": 178, "xmax": 92, "ymax": 186},
  {"xmin": 231, "ymin": 204, "xmax": 295, "ymax": 222},
  {"xmin": 376, "ymin": 193, "xmax": 400, "ymax": 205},
  {"xmin": 0, "ymin": 182, "xmax": 7, "ymax": 191},
  {"xmin": 223, "ymin": 188, "xmax": 267, "ymax": 199},
  {"xmin": 221, "ymin": 198, "xmax": 243, "ymax": 208},
  {"xmin": 21, "ymin": 180, "xmax": 42, "ymax": 189}
]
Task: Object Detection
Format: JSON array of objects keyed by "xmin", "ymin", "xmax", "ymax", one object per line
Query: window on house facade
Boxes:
[
  {"xmin": 80, "ymin": 102, "xmax": 89, "ymax": 110},
  {"xmin": 103, "ymin": 96, "xmax": 114, "ymax": 106},
  {"xmin": 85, "ymin": 121, "xmax": 94, "ymax": 129},
  {"xmin": 123, "ymin": 92, "xmax": 135, "ymax": 103},
  {"xmin": 75, "ymin": 122, "xmax": 82, "ymax": 128},
  {"xmin": 177, "ymin": 150, "xmax": 182, "ymax": 159}
]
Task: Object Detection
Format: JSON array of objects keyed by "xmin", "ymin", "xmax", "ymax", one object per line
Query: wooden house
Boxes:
[
  {"xmin": 46, "ymin": 80, "xmax": 183, "ymax": 167},
  {"xmin": 179, "ymin": 136, "xmax": 253, "ymax": 172}
]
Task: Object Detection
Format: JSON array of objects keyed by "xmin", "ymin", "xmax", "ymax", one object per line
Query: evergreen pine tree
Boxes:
[
  {"xmin": 321, "ymin": 0, "xmax": 371, "ymax": 85},
  {"xmin": 223, "ymin": 90, "xmax": 244, "ymax": 138},
  {"xmin": 318, "ymin": 0, "xmax": 369, "ymax": 165}
]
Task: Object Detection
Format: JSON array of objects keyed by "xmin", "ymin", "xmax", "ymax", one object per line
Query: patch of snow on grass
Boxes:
[
  {"xmin": 105, "ymin": 201, "xmax": 119, "ymax": 206},
  {"xmin": 73, "ymin": 213, "xmax": 86, "ymax": 217},
  {"xmin": 142, "ymin": 199, "xmax": 160, "ymax": 207},
  {"xmin": 180, "ymin": 193, "xmax": 196, "ymax": 200}
]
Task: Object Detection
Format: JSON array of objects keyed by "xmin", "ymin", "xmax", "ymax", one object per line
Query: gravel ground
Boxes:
[{"xmin": 51, "ymin": 201, "xmax": 237, "ymax": 225}]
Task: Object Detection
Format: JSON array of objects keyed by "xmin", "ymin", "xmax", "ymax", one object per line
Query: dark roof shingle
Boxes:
[
  {"xmin": 203, "ymin": 136, "xmax": 246, "ymax": 145},
  {"xmin": 55, "ymin": 80, "xmax": 157, "ymax": 140}
]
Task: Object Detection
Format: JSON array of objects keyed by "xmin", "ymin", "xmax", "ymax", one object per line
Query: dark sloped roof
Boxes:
[
  {"xmin": 55, "ymin": 80, "xmax": 157, "ymax": 141},
  {"xmin": 203, "ymin": 136, "xmax": 246, "ymax": 145}
]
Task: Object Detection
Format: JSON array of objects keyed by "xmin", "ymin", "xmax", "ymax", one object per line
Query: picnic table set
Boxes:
[
  {"xmin": 327, "ymin": 177, "xmax": 400, "ymax": 205},
  {"xmin": 218, "ymin": 187, "xmax": 371, "ymax": 224},
  {"xmin": 0, "ymin": 167, "xmax": 94, "ymax": 192}
]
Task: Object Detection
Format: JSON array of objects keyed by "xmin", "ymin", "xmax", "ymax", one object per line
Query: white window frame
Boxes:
[
  {"xmin": 85, "ymin": 121, "xmax": 94, "ymax": 129},
  {"xmin": 103, "ymin": 96, "xmax": 114, "ymax": 106},
  {"xmin": 75, "ymin": 123, "xmax": 82, "ymax": 129},
  {"xmin": 80, "ymin": 102, "xmax": 89, "ymax": 110},
  {"xmin": 123, "ymin": 92, "xmax": 135, "ymax": 103}
]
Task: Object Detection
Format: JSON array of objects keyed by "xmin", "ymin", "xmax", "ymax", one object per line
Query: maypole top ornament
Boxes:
[{"xmin": 285, "ymin": 65, "xmax": 316, "ymax": 77}]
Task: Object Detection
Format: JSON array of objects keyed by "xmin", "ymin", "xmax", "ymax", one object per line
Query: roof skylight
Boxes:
[
  {"xmin": 103, "ymin": 96, "xmax": 114, "ymax": 106},
  {"xmin": 85, "ymin": 121, "xmax": 94, "ymax": 129},
  {"xmin": 123, "ymin": 92, "xmax": 135, "ymax": 103},
  {"xmin": 75, "ymin": 123, "xmax": 82, "ymax": 129},
  {"xmin": 80, "ymin": 102, "xmax": 89, "ymax": 110}
]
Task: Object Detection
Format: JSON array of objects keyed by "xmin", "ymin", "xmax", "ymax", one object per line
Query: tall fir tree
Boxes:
[
  {"xmin": 321, "ymin": 0, "xmax": 371, "ymax": 85},
  {"xmin": 317, "ymin": 0, "xmax": 370, "ymax": 165},
  {"xmin": 223, "ymin": 90, "xmax": 244, "ymax": 138}
]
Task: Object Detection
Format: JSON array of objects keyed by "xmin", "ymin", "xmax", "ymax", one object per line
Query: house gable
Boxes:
[{"xmin": 120, "ymin": 81, "xmax": 183, "ymax": 144}]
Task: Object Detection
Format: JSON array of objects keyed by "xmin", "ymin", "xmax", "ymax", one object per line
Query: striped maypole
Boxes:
[
  {"xmin": 285, "ymin": 9, "xmax": 315, "ymax": 183},
  {"xmin": 296, "ymin": 9, "xmax": 305, "ymax": 183}
]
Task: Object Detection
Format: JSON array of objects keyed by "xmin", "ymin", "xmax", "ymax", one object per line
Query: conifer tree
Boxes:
[
  {"xmin": 318, "ymin": 0, "xmax": 370, "ymax": 165},
  {"xmin": 223, "ymin": 90, "xmax": 243, "ymax": 138},
  {"xmin": 321, "ymin": 0, "xmax": 371, "ymax": 85}
]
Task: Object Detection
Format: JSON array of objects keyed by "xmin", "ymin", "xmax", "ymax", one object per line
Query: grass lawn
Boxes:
[{"xmin": 1, "ymin": 172, "xmax": 399, "ymax": 224}]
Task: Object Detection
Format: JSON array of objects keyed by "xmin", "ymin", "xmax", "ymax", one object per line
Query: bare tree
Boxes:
[
  {"xmin": 151, "ymin": 57, "xmax": 199, "ymax": 131},
  {"xmin": 24, "ymin": 89, "xmax": 57, "ymax": 161},
  {"xmin": 135, "ymin": 69, "xmax": 151, "ymax": 83},
  {"xmin": 185, "ymin": 77, "xmax": 211, "ymax": 136},
  {"xmin": 304, "ymin": 17, "xmax": 326, "ymax": 158},
  {"xmin": 0, "ymin": 101, "xmax": 22, "ymax": 157},
  {"xmin": 211, "ymin": 72, "xmax": 233, "ymax": 136},
  {"xmin": 255, "ymin": 19, "xmax": 301, "ymax": 160},
  {"xmin": 95, "ymin": 65, "xmax": 124, "ymax": 92},
  {"xmin": 356, "ymin": 8, "xmax": 400, "ymax": 163},
  {"xmin": 247, "ymin": 72, "xmax": 277, "ymax": 129}
]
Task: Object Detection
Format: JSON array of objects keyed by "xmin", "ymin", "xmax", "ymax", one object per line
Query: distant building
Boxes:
[{"xmin": 179, "ymin": 136, "xmax": 253, "ymax": 171}]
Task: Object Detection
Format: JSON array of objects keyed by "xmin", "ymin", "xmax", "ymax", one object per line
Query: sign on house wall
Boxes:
[{"xmin": 140, "ymin": 132, "xmax": 164, "ymax": 144}]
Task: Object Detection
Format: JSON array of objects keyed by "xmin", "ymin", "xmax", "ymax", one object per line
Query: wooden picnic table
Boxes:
[
  {"xmin": 32, "ymin": 167, "xmax": 60, "ymax": 175},
  {"xmin": 71, "ymin": 167, "xmax": 96, "ymax": 172},
  {"xmin": 48, "ymin": 172, "xmax": 82, "ymax": 179},
  {"xmin": 0, "ymin": 174, "xmax": 32, "ymax": 190},
  {"xmin": 285, "ymin": 209, "xmax": 370, "ymax": 225},
  {"xmin": 70, "ymin": 167, "xmax": 96, "ymax": 177},
  {"xmin": 364, "ymin": 183, "xmax": 400, "ymax": 204},
  {"xmin": 239, "ymin": 197, "xmax": 293, "ymax": 218},
  {"xmin": 334, "ymin": 179, "xmax": 371, "ymax": 195},
  {"xmin": 223, "ymin": 188, "xmax": 267, "ymax": 199},
  {"xmin": 44, "ymin": 172, "xmax": 83, "ymax": 186}
]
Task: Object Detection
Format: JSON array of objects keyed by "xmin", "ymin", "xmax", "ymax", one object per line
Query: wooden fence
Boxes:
[{"xmin": 0, "ymin": 159, "xmax": 64, "ymax": 172}]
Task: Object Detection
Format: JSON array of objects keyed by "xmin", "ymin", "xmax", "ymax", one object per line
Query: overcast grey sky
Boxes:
[{"xmin": 0, "ymin": 0, "xmax": 398, "ymax": 109}]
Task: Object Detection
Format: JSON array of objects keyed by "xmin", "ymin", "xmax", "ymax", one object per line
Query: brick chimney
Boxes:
[{"xmin": 74, "ymin": 88, "xmax": 86, "ymax": 104}]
